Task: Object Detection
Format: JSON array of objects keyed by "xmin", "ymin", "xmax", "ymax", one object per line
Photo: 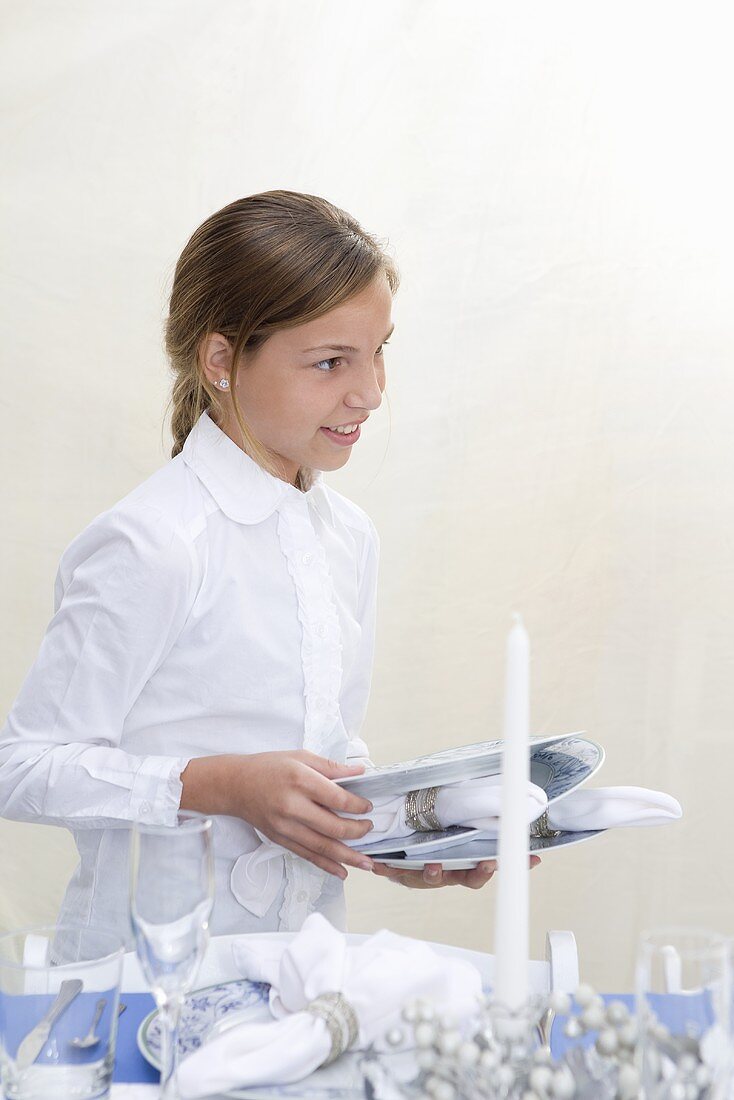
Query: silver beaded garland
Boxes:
[
  {"xmin": 386, "ymin": 1027, "xmax": 405, "ymax": 1047},
  {"xmin": 372, "ymin": 980, "xmax": 720, "ymax": 1100}
]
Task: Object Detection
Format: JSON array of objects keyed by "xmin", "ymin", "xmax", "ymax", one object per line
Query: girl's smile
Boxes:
[{"xmin": 319, "ymin": 419, "xmax": 366, "ymax": 446}]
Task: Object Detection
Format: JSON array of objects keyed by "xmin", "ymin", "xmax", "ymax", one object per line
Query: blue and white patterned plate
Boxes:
[
  {"xmin": 336, "ymin": 731, "xmax": 585, "ymax": 800},
  {"xmin": 376, "ymin": 736, "xmax": 605, "ymax": 868},
  {"xmin": 529, "ymin": 737, "xmax": 604, "ymax": 804},
  {"xmin": 137, "ymin": 980, "xmax": 411, "ymax": 1098},
  {"xmin": 137, "ymin": 980, "xmax": 267, "ymax": 1075}
]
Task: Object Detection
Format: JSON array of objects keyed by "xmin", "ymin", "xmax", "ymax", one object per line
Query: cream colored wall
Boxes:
[{"xmin": 2, "ymin": 1, "xmax": 733, "ymax": 990}]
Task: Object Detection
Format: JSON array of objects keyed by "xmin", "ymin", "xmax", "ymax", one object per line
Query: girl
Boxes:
[{"xmin": 0, "ymin": 190, "xmax": 497, "ymax": 947}]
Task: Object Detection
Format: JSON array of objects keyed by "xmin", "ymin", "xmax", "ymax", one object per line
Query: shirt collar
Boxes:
[{"xmin": 182, "ymin": 411, "xmax": 334, "ymax": 525}]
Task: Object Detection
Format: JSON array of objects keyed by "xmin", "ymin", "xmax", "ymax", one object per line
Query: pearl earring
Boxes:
[{"xmin": 218, "ymin": 378, "xmax": 230, "ymax": 389}]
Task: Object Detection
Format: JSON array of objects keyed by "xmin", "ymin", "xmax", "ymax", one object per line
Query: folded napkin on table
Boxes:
[{"xmin": 175, "ymin": 912, "xmax": 483, "ymax": 1099}]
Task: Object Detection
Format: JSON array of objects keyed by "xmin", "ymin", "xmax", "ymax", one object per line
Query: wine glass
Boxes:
[{"xmin": 130, "ymin": 811, "xmax": 214, "ymax": 1099}]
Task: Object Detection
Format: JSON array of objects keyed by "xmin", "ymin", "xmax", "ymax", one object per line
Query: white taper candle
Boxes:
[{"xmin": 493, "ymin": 612, "xmax": 530, "ymax": 1010}]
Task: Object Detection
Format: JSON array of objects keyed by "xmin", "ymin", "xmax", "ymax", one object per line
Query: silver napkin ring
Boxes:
[
  {"xmin": 530, "ymin": 809, "xmax": 561, "ymax": 839},
  {"xmin": 405, "ymin": 786, "xmax": 443, "ymax": 832},
  {"xmin": 306, "ymin": 991, "xmax": 359, "ymax": 1065}
]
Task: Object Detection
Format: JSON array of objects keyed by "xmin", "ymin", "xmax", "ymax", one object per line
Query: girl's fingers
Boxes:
[
  {"xmin": 423, "ymin": 861, "xmax": 497, "ymax": 888},
  {"xmin": 371, "ymin": 862, "xmax": 403, "ymax": 878},
  {"xmin": 447, "ymin": 862, "xmax": 496, "ymax": 889},
  {"xmin": 297, "ymin": 801, "xmax": 374, "ymax": 843},
  {"xmin": 373, "ymin": 864, "xmax": 424, "ymax": 887},
  {"xmin": 371, "ymin": 861, "xmax": 498, "ymax": 890},
  {"xmin": 271, "ymin": 832, "xmax": 348, "ymax": 880},
  {"xmin": 307, "ymin": 772, "xmax": 374, "ymax": 818},
  {"xmin": 297, "ymin": 751, "xmax": 365, "ymax": 779},
  {"xmin": 277, "ymin": 821, "xmax": 374, "ymax": 873}
]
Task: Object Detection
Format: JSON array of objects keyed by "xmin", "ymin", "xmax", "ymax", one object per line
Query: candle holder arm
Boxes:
[{"xmin": 546, "ymin": 929, "xmax": 580, "ymax": 994}]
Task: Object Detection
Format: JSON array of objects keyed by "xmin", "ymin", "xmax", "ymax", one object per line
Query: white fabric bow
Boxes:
[
  {"xmin": 176, "ymin": 912, "xmax": 483, "ymax": 1099},
  {"xmin": 230, "ymin": 829, "xmax": 287, "ymax": 918},
  {"xmin": 230, "ymin": 776, "xmax": 548, "ymax": 914}
]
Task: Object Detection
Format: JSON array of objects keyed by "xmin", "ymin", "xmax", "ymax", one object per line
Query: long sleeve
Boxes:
[
  {"xmin": 344, "ymin": 517, "xmax": 379, "ymax": 768},
  {"xmin": 0, "ymin": 502, "xmax": 198, "ymax": 829}
]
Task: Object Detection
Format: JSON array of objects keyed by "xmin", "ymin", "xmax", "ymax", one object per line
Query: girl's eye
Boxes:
[{"xmin": 313, "ymin": 343, "xmax": 389, "ymax": 372}]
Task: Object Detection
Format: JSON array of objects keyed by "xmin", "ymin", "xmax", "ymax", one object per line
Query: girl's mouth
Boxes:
[{"xmin": 320, "ymin": 423, "xmax": 362, "ymax": 446}]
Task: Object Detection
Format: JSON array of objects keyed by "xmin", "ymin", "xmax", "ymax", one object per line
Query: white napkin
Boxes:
[
  {"xmin": 546, "ymin": 786, "xmax": 682, "ymax": 832},
  {"xmin": 368, "ymin": 784, "xmax": 682, "ymax": 846},
  {"xmin": 344, "ymin": 773, "xmax": 549, "ymax": 845},
  {"xmin": 230, "ymin": 777, "xmax": 549, "ymax": 914},
  {"xmin": 176, "ymin": 912, "xmax": 483, "ymax": 1099},
  {"xmin": 343, "ymin": 782, "xmax": 682, "ymax": 844}
]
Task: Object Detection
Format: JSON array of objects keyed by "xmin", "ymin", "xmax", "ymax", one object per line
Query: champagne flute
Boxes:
[{"xmin": 130, "ymin": 811, "xmax": 214, "ymax": 1099}]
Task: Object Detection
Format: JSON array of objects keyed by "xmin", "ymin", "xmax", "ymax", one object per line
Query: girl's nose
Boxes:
[{"xmin": 345, "ymin": 364, "xmax": 384, "ymax": 412}]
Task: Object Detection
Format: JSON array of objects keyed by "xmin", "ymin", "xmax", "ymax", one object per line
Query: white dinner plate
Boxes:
[
  {"xmin": 336, "ymin": 731, "xmax": 585, "ymax": 800},
  {"xmin": 356, "ymin": 824, "xmax": 482, "ymax": 857},
  {"xmin": 360, "ymin": 736, "xmax": 605, "ymax": 861},
  {"xmin": 376, "ymin": 826, "xmax": 605, "ymax": 869}
]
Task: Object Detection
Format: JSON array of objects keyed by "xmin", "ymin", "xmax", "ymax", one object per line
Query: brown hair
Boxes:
[{"xmin": 164, "ymin": 190, "xmax": 400, "ymax": 485}]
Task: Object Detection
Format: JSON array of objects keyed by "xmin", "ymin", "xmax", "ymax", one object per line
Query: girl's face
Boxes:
[{"xmin": 203, "ymin": 274, "xmax": 394, "ymax": 484}]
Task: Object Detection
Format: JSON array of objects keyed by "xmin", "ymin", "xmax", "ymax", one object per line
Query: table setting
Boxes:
[{"xmin": 1, "ymin": 615, "xmax": 727, "ymax": 1100}]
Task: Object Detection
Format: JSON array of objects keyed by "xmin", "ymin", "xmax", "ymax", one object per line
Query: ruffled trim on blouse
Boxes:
[
  {"xmin": 274, "ymin": 497, "xmax": 345, "ymax": 929},
  {"xmin": 276, "ymin": 501, "xmax": 343, "ymax": 757}
]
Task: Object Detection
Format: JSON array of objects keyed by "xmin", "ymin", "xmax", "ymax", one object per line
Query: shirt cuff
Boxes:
[{"xmin": 130, "ymin": 755, "xmax": 191, "ymax": 825}]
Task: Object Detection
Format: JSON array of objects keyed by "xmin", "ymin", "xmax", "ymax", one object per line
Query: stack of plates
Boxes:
[{"xmin": 336, "ymin": 733, "xmax": 605, "ymax": 870}]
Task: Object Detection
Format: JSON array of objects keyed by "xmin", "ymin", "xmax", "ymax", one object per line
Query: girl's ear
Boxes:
[{"xmin": 199, "ymin": 333, "xmax": 234, "ymax": 386}]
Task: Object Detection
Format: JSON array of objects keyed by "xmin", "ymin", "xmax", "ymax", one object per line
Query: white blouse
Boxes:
[{"xmin": 0, "ymin": 411, "xmax": 378, "ymax": 944}]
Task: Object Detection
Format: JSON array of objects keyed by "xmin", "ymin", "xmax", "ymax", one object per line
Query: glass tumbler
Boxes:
[
  {"xmin": 636, "ymin": 926, "xmax": 732, "ymax": 1099},
  {"xmin": 0, "ymin": 924, "xmax": 123, "ymax": 1100}
]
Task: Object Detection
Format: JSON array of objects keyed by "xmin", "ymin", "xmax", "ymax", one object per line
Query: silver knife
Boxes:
[{"xmin": 16, "ymin": 979, "xmax": 83, "ymax": 1070}]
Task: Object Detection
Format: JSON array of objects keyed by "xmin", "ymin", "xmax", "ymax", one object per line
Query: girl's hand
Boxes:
[
  {"xmin": 181, "ymin": 750, "xmax": 376, "ymax": 879},
  {"xmin": 371, "ymin": 855, "xmax": 541, "ymax": 889}
]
